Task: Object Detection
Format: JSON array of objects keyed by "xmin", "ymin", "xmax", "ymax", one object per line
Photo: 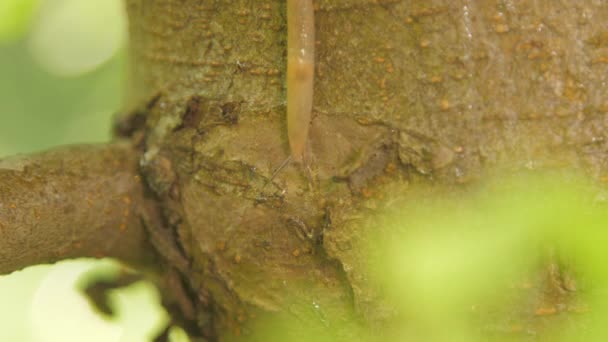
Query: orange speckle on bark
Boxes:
[
  {"xmin": 267, "ymin": 69, "xmax": 280, "ymax": 76},
  {"xmin": 385, "ymin": 162, "xmax": 397, "ymax": 174},
  {"xmin": 419, "ymin": 39, "xmax": 430, "ymax": 48},
  {"xmin": 430, "ymin": 75, "xmax": 443, "ymax": 83},
  {"xmin": 527, "ymin": 50, "xmax": 544, "ymax": 60},
  {"xmin": 492, "ymin": 12, "xmax": 505, "ymax": 21},
  {"xmin": 292, "ymin": 249, "xmax": 301, "ymax": 257},
  {"xmin": 440, "ymin": 99, "xmax": 450, "ymax": 111},
  {"xmin": 217, "ymin": 241, "xmax": 226, "ymax": 251},
  {"xmin": 374, "ymin": 57, "xmax": 385, "ymax": 63},
  {"xmin": 535, "ymin": 307, "xmax": 557, "ymax": 316},
  {"xmin": 234, "ymin": 254, "xmax": 242, "ymax": 263},
  {"xmin": 495, "ymin": 24, "xmax": 510, "ymax": 33},
  {"xmin": 592, "ymin": 56, "xmax": 608, "ymax": 64},
  {"xmin": 361, "ymin": 188, "xmax": 373, "ymax": 198}
]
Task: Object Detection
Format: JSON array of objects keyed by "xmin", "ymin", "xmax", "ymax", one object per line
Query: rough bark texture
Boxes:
[
  {"xmin": 116, "ymin": 0, "xmax": 608, "ymax": 340},
  {"xmin": 3, "ymin": 0, "xmax": 608, "ymax": 340},
  {"xmin": 0, "ymin": 142, "xmax": 155, "ymax": 274}
]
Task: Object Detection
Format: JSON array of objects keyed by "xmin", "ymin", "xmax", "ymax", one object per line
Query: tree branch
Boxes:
[{"xmin": 0, "ymin": 142, "xmax": 156, "ymax": 275}]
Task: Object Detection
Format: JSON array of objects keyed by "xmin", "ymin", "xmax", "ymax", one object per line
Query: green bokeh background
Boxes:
[
  {"xmin": 0, "ymin": 43, "xmax": 122, "ymax": 156},
  {"xmin": 0, "ymin": 1, "xmax": 177, "ymax": 341}
]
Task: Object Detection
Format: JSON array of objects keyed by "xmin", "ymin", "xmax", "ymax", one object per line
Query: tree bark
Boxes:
[
  {"xmin": 0, "ymin": 142, "xmax": 155, "ymax": 274},
  {"xmin": 3, "ymin": 0, "xmax": 608, "ymax": 340},
  {"xmin": 118, "ymin": 0, "xmax": 608, "ymax": 339}
]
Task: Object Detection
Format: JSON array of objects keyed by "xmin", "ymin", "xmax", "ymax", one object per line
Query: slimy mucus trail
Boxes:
[{"xmin": 287, "ymin": 0, "xmax": 315, "ymax": 163}]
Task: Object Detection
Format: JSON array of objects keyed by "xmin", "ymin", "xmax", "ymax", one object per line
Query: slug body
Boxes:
[{"xmin": 287, "ymin": 0, "xmax": 315, "ymax": 162}]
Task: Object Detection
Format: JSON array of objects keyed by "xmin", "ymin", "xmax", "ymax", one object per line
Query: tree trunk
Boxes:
[{"xmin": 3, "ymin": 0, "xmax": 608, "ymax": 340}]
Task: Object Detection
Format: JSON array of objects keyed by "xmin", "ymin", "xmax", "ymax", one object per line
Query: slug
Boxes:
[{"xmin": 287, "ymin": 0, "xmax": 315, "ymax": 163}]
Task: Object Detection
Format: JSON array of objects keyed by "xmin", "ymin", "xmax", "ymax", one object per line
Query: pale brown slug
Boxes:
[{"xmin": 287, "ymin": 0, "xmax": 315, "ymax": 162}]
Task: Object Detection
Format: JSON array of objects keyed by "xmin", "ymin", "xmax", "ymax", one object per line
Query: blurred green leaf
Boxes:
[
  {"xmin": 0, "ymin": 0, "xmax": 39, "ymax": 43},
  {"xmin": 28, "ymin": 0, "xmax": 126, "ymax": 76},
  {"xmin": 369, "ymin": 173, "xmax": 608, "ymax": 341},
  {"xmin": 169, "ymin": 327, "xmax": 191, "ymax": 342},
  {"xmin": 0, "ymin": 265, "xmax": 50, "ymax": 342},
  {"xmin": 0, "ymin": 43, "xmax": 124, "ymax": 157}
]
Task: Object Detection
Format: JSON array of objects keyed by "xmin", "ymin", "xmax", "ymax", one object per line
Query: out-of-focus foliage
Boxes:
[
  {"xmin": 30, "ymin": 260, "xmax": 170, "ymax": 342},
  {"xmin": 0, "ymin": 45, "xmax": 124, "ymax": 156},
  {"xmin": 372, "ymin": 174, "xmax": 608, "ymax": 341},
  {"xmin": 0, "ymin": 1, "xmax": 181, "ymax": 341},
  {"xmin": 0, "ymin": 0, "xmax": 126, "ymax": 157},
  {"xmin": 0, "ymin": 0, "xmax": 39, "ymax": 43},
  {"xmin": 28, "ymin": 0, "xmax": 126, "ymax": 76},
  {"xmin": 252, "ymin": 173, "xmax": 608, "ymax": 341}
]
